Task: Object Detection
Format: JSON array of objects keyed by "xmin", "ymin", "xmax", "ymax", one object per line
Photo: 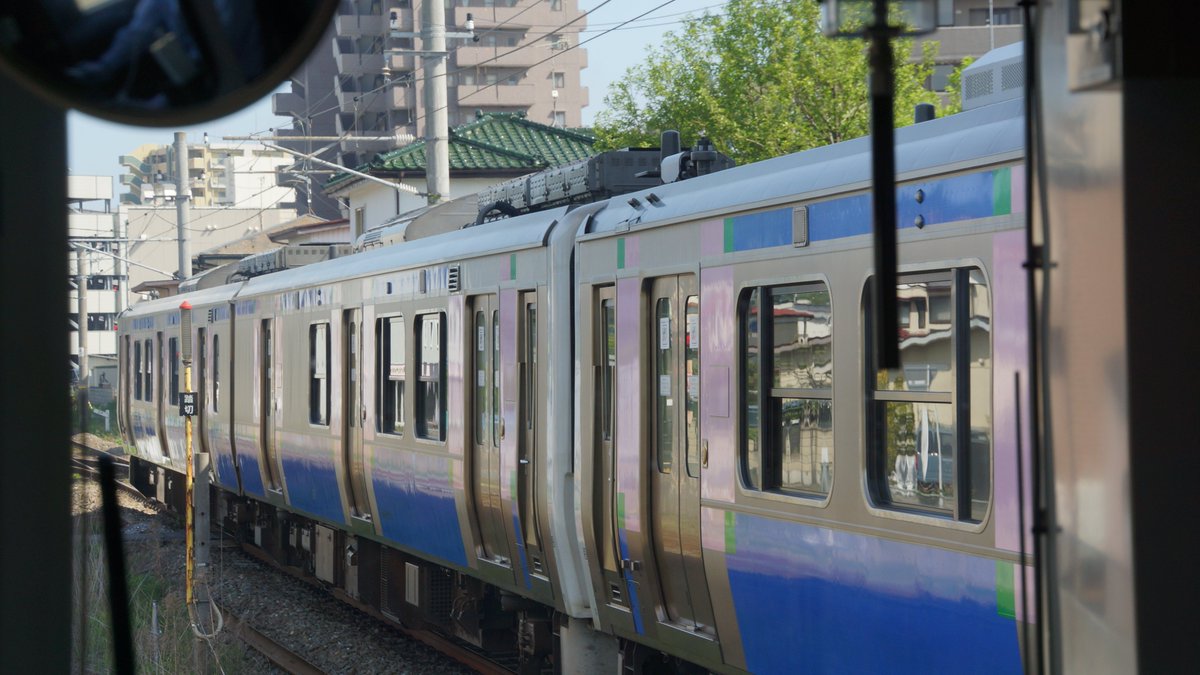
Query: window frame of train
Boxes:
[
  {"xmin": 309, "ymin": 322, "xmax": 331, "ymax": 426},
  {"xmin": 376, "ymin": 314, "xmax": 406, "ymax": 436},
  {"xmin": 739, "ymin": 280, "xmax": 835, "ymax": 499},
  {"xmin": 416, "ymin": 312, "xmax": 446, "ymax": 442},
  {"xmin": 134, "ymin": 339, "xmax": 143, "ymax": 400},
  {"xmin": 863, "ymin": 267, "xmax": 992, "ymax": 522},
  {"xmin": 168, "ymin": 337, "xmax": 180, "ymax": 406},
  {"xmin": 143, "ymin": 338, "xmax": 153, "ymax": 400},
  {"xmin": 212, "ymin": 335, "xmax": 220, "ymax": 413}
]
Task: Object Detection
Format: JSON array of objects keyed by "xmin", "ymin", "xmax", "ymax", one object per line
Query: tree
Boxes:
[
  {"xmin": 940, "ymin": 56, "xmax": 975, "ymax": 116},
  {"xmin": 594, "ymin": 0, "xmax": 941, "ymax": 165}
]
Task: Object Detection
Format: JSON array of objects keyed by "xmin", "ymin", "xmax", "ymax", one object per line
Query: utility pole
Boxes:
[
  {"xmin": 422, "ymin": 0, "xmax": 450, "ymax": 205},
  {"xmin": 175, "ymin": 131, "xmax": 191, "ymax": 279}
]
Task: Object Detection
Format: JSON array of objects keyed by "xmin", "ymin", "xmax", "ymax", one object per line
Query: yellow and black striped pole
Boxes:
[{"xmin": 180, "ymin": 300, "xmax": 195, "ymax": 608}]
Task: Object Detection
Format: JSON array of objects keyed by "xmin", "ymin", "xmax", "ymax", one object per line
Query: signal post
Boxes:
[{"xmin": 179, "ymin": 301, "xmax": 215, "ymax": 665}]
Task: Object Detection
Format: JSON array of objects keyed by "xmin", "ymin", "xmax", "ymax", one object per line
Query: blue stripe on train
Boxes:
[
  {"xmin": 723, "ymin": 168, "xmax": 1004, "ymax": 252},
  {"xmin": 213, "ymin": 452, "xmax": 238, "ymax": 490},
  {"xmin": 372, "ymin": 452, "xmax": 468, "ymax": 568},
  {"xmin": 240, "ymin": 455, "xmax": 266, "ymax": 498},
  {"xmin": 280, "ymin": 456, "xmax": 344, "ymax": 524},
  {"xmin": 726, "ymin": 511, "xmax": 1022, "ymax": 674},
  {"xmin": 808, "ymin": 170, "xmax": 999, "ymax": 242}
]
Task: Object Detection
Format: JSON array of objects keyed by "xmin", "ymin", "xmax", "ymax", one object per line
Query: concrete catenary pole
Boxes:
[
  {"xmin": 175, "ymin": 131, "xmax": 192, "ymax": 279},
  {"xmin": 422, "ymin": 0, "xmax": 450, "ymax": 205}
]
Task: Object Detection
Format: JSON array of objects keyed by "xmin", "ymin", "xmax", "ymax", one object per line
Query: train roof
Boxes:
[
  {"xmin": 235, "ymin": 204, "xmax": 567, "ymax": 298},
  {"xmin": 122, "ymin": 280, "xmax": 242, "ymax": 319},
  {"xmin": 586, "ymin": 97, "xmax": 1024, "ymax": 236}
]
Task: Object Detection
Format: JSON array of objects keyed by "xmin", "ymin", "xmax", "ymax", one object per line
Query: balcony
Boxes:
[
  {"xmin": 386, "ymin": 8, "xmax": 415, "ymax": 33},
  {"xmin": 119, "ymin": 155, "xmax": 150, "ymax": 176},
  {"xmin": 387, "ymin": 54, "xmax": 416, "ymax": 72},
  {"xmin": 454, "ymin": 6, "xmax": 544, "ymax": 31},
  {"xmin": 273, "ymin": 90, "xmax": 307, "ymax": 116},
  {"xmin": 337, "ymin": 51, "xmax": 386, "ymax": 75},
  {"xmin": 912, "ymin": 25, "xmax": 1023, "ymax": 63},
  {"xmin": 455, "ymin": 84, "xmax": 536, "ymax": 108},
  {"xmin": 336, "ymin": 14, "xmax": 388, "ymax": 37},
  {"xmin": 338, "ymin": 89, "xmax": 393, "ymax": 114},
  {"xmin": 455, "ymin": 45, "xmax": 541, "ymax": 68}
]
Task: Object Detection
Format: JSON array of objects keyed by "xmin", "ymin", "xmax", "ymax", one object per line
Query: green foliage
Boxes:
[
  {"xmin": 940, "ymin": 55, "xmax": 975, "ymax": 116},
  {"xmin": 594, "ymin": 0, "xmax": 940, "ymax": 164}
]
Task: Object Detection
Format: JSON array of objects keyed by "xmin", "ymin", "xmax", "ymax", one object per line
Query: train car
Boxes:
[
  {"xmin": 117, "ymin": 84, "xmax": 1029, "ymax": 673},
  {"xmin": 574, "ymin": 96, "xmax": 1026, "ymax": 673}
]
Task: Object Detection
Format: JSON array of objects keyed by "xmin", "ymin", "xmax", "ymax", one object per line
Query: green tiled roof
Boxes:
[{"xmin": 326, "ymin": 113, "xmax": 594, "ymax": 190}]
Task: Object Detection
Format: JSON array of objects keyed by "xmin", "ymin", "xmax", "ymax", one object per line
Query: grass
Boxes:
[{"xmin": 71, "ymin": 479, "xmax": 256, "ymax": 673}]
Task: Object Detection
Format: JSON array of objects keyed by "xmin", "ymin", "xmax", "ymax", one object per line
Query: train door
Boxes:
[
  {"xmin": 517, "ymin": 291, "xmax": 544, "ymax": 573},
  {"xmin": 648, "ymin": 275, "xmax": 714, "ymax": 633},
  {"xmin": 594, "ymin": 287, "xmax": 627, "ymax": 606},
  {"xmin": 259, "ymin": 318, "xmax": 282, "ymax": 492},
  {"xmin": 471, "ymin": 294, "xmax": 509, "ymax": 564},
  {"xmin": 343, "ymin": 310, "xmax": 372, "ymax": 520}
]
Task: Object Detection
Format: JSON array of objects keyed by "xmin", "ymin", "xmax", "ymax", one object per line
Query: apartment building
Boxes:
[
  {"xmin": 119, "ymin": 141, "xmax": 299, "ymax": 210},
  {"xmin": 68, "ymin": 175, "xmax": 123, "ymax": 361},
  {"xmin": 274, "ymin": 0, "xmax": 589, "ymax": 180},
  {"xmin": 919, "ymin": 0, "xmax": 1025, "ymax": 92}
]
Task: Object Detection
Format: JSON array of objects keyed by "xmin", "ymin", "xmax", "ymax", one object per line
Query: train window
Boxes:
[
  {"xmin": 602, "ymin": 299, "xmax": 615, "ymax": 441},
  {"xmin": 309, "ymin": 323, "xmax": 330, "ymax": 425},
  {"xmin": 655, "ymin": 298, "xmax": 674, "ymax": 473},
  {"xmin": 492, "ymin": 310, "xmax": 500, "ymax": 449},
  {"xmin": 417, "ymin": 313, "xmax": 446, "ymax": 441},
  {"xmin": 474, "ymin": 310, "xmax": 488, "ymax": 445},
  {"xmin": 740, "ymin": 283, "xmax": 833, "ymax": 497},
  {"xmin": 213, "ymin": 336, "xmax": 220, "ymax": 413},
  {"xmin": 865, "ymin": 269, "xmax": 991, "ymax": 521},
  {"xmin": 134, "ymin": 340, "xmax": 143, "ymax": 401},
  {"xmin": 144, "ymin": 339, "xmax": 153, "ymax": 400},
  {"xmin": 169, "ymin": 338, "xmax": 180, "ymax": 406},
  {"xmin": 685, "ymin": 295, "xmax": 701, "ymax": 478},
  {"xmin": 377, "ymin": 316, "xmax": 406, "ymax": 435}
]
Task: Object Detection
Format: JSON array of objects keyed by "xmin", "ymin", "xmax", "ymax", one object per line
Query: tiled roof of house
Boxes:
[{"xmin": 326, "ymin": 112, "xmax": 594, "ymax": 189}]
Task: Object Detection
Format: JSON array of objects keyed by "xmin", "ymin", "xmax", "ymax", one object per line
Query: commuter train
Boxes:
[{"xmin": 117, "ymin": 92, "xmax": 1028, "ymax": 673}]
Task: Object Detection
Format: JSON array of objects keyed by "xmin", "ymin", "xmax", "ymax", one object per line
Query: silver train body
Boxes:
[{"xmin": 118, "ymin": 96, "xmax": 1029, "ymax": 673}]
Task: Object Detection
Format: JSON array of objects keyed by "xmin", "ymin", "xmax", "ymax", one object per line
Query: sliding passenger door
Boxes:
[
  {"xmin": 593, "ymin": 287, "xmax": 627, "ymax": 607},
  {"xmin": 648, "ymin": 275, "xmax": 714, "ymax": 633},
  {"xmin": 471, "ymin": 294, "xmax": 509, "ymax": 564},
  {"xmin": 259, "ymin": 318, "xmax": 282, "ymax": 492},
  {"xmin": 342, "ymin": 309, "xmax": 372, "ymax": 521},
  {"xmin": 516, "ymin": 291, "xmax": 544, "ymax": 574}
]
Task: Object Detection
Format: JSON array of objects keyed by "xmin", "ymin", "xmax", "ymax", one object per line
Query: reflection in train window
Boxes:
[
  {"xmin": 168, "ymin": 337, "xmax": 179, "ymax": 406},
  {"xmin": 655, "ymin": 298, "xmax": 674, "ymax": 473},
  {"xmin": 601, "ymin": 299, "xmax": 615, "ymax": 442},
  {"xmin": 134, "ymin": 340, "xmax": 143, "ymax": 401},
  {"xmin": 309, "ymin": 323, "xmax": 330, "ymax": 425},
  {"xmin": 741, "ymin": 283, "xmax": 833, "ymax": 496},
  {"xmin": 144, "ymin": 339, "xmax": 153, "ymax": 400},
  {"xmin": 377, "ymin": 316, "xmax": 406, "ymax": 436},
  {"xmin": 866, "ymin": 269, "xmax": 991, "ymax": 521},
  {"xmin": 213, "ymin": 335, "xmax": 220, "ymax": 413},
  {"xmin": 417, "ymin": 313, "xmax": 445, "ymax": 441}
]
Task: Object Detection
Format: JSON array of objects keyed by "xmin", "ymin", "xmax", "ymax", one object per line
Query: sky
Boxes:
[{"xmin": 66, "ymin": 0, "xmax": 728, "ymax": 182}]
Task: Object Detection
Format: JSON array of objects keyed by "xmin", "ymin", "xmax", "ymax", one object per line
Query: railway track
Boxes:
[{"xmin": 72, "ymin": 436, "xmax": 511, "ymax": 675}]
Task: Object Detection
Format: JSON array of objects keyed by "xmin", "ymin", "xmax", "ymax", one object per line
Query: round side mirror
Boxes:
[{"xmin": 0, "ymin": 0, "xmax": 337, "ymax": 125}]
